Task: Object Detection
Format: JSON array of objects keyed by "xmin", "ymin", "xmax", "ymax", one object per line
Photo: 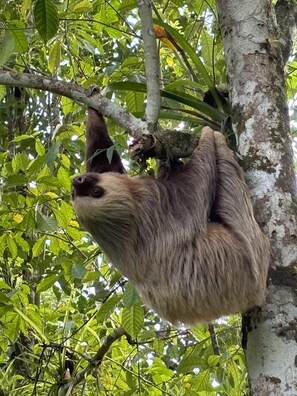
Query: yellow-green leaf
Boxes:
[
  {"xmin": 122, "ymin": 303, "xmax": 144, "ymax": 338},
  {"xmin": 48, "ymin": 40, "xmax": 61, "ymax": 74},
  {"xmin": 32, "ymin": 236, "xmax": 47, "ymax": 257}
]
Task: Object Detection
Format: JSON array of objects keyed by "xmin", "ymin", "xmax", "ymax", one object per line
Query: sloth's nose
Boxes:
[
  {"xmin": 72, "ymin": 175, "xmax": 85, "ymax": 187},
  {"xmin": 72, "ymin": 174, "xmax": 100, "ymax": 199}
]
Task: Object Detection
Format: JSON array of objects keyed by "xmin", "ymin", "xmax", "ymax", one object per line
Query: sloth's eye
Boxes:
[{"xmin": 91, "ymin": 186, "xmax": 104, "ymax": 198}]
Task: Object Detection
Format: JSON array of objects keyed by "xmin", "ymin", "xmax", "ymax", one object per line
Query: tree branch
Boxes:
[
  {"xmin": 59, "ymin": 327, "xmax": 127, "ymax": 393},
  {"xmin": 138, "ymin": 0, "xmax": 161, "ymax": 127},
  {"xmin": 0, "ymin": 70, "xmax": 198, "ymax": 159},
  {"xmin": 0, "ymin": 70, "xmax": 149, "ymax": 136}
]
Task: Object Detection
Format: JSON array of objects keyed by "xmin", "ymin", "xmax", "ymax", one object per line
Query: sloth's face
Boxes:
[
  {"xmin": 72, "ymin": 173, "xmax": 105, "ymax": 200},
  {"xmin": 72, "ymin": 172, "xmax": 135, "ymax": 225}
]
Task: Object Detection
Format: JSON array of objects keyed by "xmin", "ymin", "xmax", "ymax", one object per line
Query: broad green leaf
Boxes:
[
  {"xmin": 12, "ymin": 153, "xmax": 30, "ymax": 173},
  {"xmin": 13, "ymin": 134, "xmax": 35, "ymax": 143},
  {"xmin": 0, "ymin": 281, "xmax": 10, "ymax": 290},
  {"xmin": 123, "ymin": 282, "xmax": 140, "ymax": 308},
  {"xmin": 208, "ymin": 355, "xmax": 220, "ymax": 367},
  {"xmin": 6, "ymin": 174, "xmax": 29, "ymax": 187},
  {"xmin": 46, "ymin": 142, "xmax": 61, "ymax": 170},
  {"xmin": 106, "ymin": 146, "xmax": 115, "ymax": 165},
  {"xmin": 151, "ymin": 358, "xmax": 174, "ymax": 383},
  {"xmin": 37, "ymin": 175, "xmax": 61, "ymax": 187},
  {"xmin": 14, "ymin": 307, "xmax": 49, "ymax": 343},
  {"xmin": 48, "ymin": 235, "xmax": 61, "ymax": 255},
  {"xmin": 52, "ymin": 206, "xmax": 69, "ymax": 229},
  {"xmin": 200, "ymin": 29, "xmax": 214, "ymax": 67},
  {"xmin": 7, "ymin": 237, "xmax": 18, "ymax": 259},
  {"xmin": 10, "ymin": 22, "xmax": 29, "ymax": 53},
  {"xmin": 37, "ymin": 274, "xmax": 58, "ymax": 292},
  {"xmin": 0, "ymin": 30, "xmax": 15, "ymax": 67},
  {"xmin": 21, "ymin": 0, "xmax": 32, "ymax": 17},
  {"xmin": 122, "ymin": 303, "xmax": 144, "ymax": 338},
  {"xmin": 126, "ymin": 90, "xmax": 145, "ymax": 114},
  {"xmin": 72, "ymin": 264, "xmax": 87, "ymax": 279},
  {"xmin": 0, "ymin": 292, "xmax": 10, "ymax": 304},
  {"xmin": 48, "ymin": 40, "xmax": 61, "ymax": 74},
  {"xmin": 229, "ymin": 360, "xmax": 241, "ymax": 389},
  {"xmin": 108, "ymin": 81, "xmax": 225, "ymax": 122},
  {"xmin": 84, "ymin": 270, "xmax": 102, "ymax": 282},
  {"xmin": 34, "ymin": 0, "xmax": 59, "ymax": 42},
  {"xmin": 96, "ymin": 295, "xmax": 122, "ymax": 322},
  {"xmin": 177, "ymin": 355, "xmax": 206, "ymax": 374},
  {"xmin": 193, "ymin": 369, "xmax": 213, "ymax": 391},
  {"xmin": 0, "ymin": 234, "xmax": 7, "ymax": 255},
  {"xmin": 35, "ymin": 213, "xmax": 58, "ymax": 232},
  {"xmin": 57, "ymin": 166, "xmax": 71, "ymax": 191},
  {"xmin": 32, "ymin": 235, "xmax": 47, "ymax": 257},
  {"xmin": 4, "ymin": 313, "xmax": 21, "ymax": 342},
  {"xmin": 15, "ymin": 234, "xmax": 30, "ymax": 252},
  {"xmin": 73, "ymin": 0, "xmax": 92, "ymax": 13},
  {"xmin": 35, "ymin": 138, "xmax": 46, "ymax": 155},
  {"xmin": 0, "ymin": 85, "xmax": 6, "ymax": 101},
  {"xmin": 61, "ymin": 96, "xmax": 76, "ymax": 115}
]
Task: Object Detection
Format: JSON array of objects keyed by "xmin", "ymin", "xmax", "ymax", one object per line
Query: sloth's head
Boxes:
[
  {"xmin": 72, "ymin": 172, "xmax": 136, "ymax": 229},
  {"xmin": 72, "ymin": 172, "xmax": 138, "ymax": 263}
]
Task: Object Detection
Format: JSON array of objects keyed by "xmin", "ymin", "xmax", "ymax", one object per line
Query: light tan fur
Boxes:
[{"xmin": 73, "ymin": 128, "xmax": 270, "ymax": 325}]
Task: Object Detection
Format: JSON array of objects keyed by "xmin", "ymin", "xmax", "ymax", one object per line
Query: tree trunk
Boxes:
[{"xmin": 216, "ymin": 0, "xmax": 297, "ymax": 394}]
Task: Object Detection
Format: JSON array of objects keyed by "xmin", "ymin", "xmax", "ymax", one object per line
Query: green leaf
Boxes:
[
  {"xmin": 0, "ymin": 280, "xmax": 11, "ymax": 290},
  {"xmin": 6, "ymin": 174, "xmax": 29, "ymax": 187},
  {"xmin": 37, "ymin": 175, "xmax": 61, "ymax": 187},
  {"xmin": 96, "ymin": 295, "xmax": 122, "ymax": 322},
  {"xmin": 0, "ymin": 30, "xmax": 15, "ymax": 67},
  {"xmin": 46, "ymin": 142, "xmax": 61, "ymax": 170},
  {"xmin": 123, "ymin": 282, "xmax": 140, "ymax": 308},
  {"xmin": 122, "ymin": 303, "xmax": 144, "ymax": 338},
  {"xmin": 34, "ymin": 0, "xmax": 59, "ymax": 42},
  {"xmin": 48, "ymin": 40, "xmax": 61, "ymax": 74},
  {"xmin": 126, "ymin": 90, "xmax": 145, "ymax": 114},
  {"xmin": 37, "ymin": 274, "xmax": 58, "ymax": 292},
  {"xmin": 35, "ymin": 138, "xmax": 46, "ymax": 155},
  {"xmin": 151, "ymin": 358, "xmax": 174, "ymax": 383},
  {"xmin": 73, "ymin": 0, "xmax": 92, "ymax": 13},
  {"xmin": 15, "ymin": 234, "xmax": 30, "ymax": 253},
  {"xmin": 208, "ymin": 355, "xmax": 220, "ymax": 367},
  {"xmin": 193, "ymin": 370, "xmax": 212, "ymax": 391},
  {"xmin": 12, "ymin": 153, "xmax": 30, "ymax": 173},
  {"xmin": 35, "ymin": 213, "xmax": 58, "ymax": 232},
  {"xmin": 13, "ymin": 134, "xmax": 35, "ymax": 143},
  {"xmin": 0, "ymin": 234, "xmax": 7, "ymax": 256},
  {"xmin": 14, "ymin": 307, "xmax": 49, "ymax": 343},
  {"xmin": 72, "ymin": 264, "xmax": 87, "ymax": 280},
  {"xmin": 7, "ymin": 237, "xmax": 18, "ymax": 259},
  {"xmin": 177, "ymin": 355, "xmax": 206, "ymax": 374},
  {"xmin": 4, "ymin": 313, "xmax": 21, "ymax": 342},
  {"xmin": 10, "ymin": 22, "xmax": 29, "ymax": 53},
  {"xmin": 0, "ymin": 292, "xmax": 10, "ymax": 304},
  {"xmin": 52, "ymin": 206, "xmax": 69, "ymax": 229},
  {"xmin": 108, "ymin": 81, "xmax": 225, "ymax": 122},
  {"xmin": 32, "ymin": 236, "xmax": 47, "ymax": 258},
  {"xmin": 0, "ymin": 85, "xmax": 6, "ymax": 101},
  {"xmin": 57, "ymin": 166, "xmax": 71, "ymax": 191}
]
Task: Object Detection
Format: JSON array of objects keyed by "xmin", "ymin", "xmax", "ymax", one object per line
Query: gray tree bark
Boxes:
[{"xmin": 216, "ymin": 0, "xmax": 297, "ymax": 394}]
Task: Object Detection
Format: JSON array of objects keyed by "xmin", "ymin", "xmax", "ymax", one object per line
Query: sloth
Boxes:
[{"xmin": 72, "ymin": 108, "xmax": 270, "ymax": 324}]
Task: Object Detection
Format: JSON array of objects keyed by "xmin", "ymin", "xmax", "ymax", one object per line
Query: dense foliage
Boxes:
[{"xmin": 1, "ymin": 0, "xmax": 296, "ymax": 394}]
